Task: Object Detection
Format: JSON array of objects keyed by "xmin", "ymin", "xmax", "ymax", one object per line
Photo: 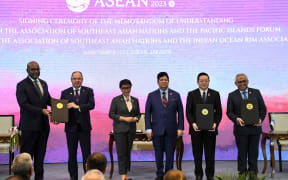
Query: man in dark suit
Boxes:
[
  {"xmin": 145, "ymin": 72, "xmax": 184, "ymax": 180},
  {"xmin": 227, "ymin": 73, "xmax": 266, "ymax": 179},
  {"xmin": 60, "ymin": 71, "xmax": 95, "ymax": 180},
  {"xmin": 186, "ymin": 72, "xmax": 222, "ymax": 180},
  {"xmin": 16, "ymin": 61, "xmax": 51, "ymax": 180}
]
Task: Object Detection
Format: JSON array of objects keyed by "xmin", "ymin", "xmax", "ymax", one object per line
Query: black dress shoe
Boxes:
[
  {"xmin": 155, "ymin": 176, "xmax": 163, "ymax": 180},
  {"xmin": 70, "ymin": 176, "xmax": 78, "ymax": 180},
  {"xmin": 207, "ymin": 177, "xmax": 215, "ymax": 180}
]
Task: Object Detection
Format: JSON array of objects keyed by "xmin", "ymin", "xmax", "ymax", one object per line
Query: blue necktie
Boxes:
[{"xmin": 242, "ymin": 91, "xmax": 247, "ymax": 100}]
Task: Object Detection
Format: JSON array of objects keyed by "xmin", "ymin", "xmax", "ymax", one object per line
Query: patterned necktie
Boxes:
[
  {"xmin": 75, "ymin": 89, "xmax": 80, "ymax": 103},
  {"xmin": 242, "ymin": 91, "xmax": 247, "ymax": 100},
  {"xmin": 34, "ymin": 80, "xmax": 43, "ymax": 97},
  {"xmin": 162, "ymin": 92, "xmax": 168, "ymax": 108},
  {"xmin": 202, "ymin": 91, "xmax": 206, "ymax": 102}
]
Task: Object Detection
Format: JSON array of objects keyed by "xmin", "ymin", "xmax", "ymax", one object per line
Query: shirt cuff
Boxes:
[{"xmin": 146, "ymin": 129, "xmax": 152, "ymax": 133}]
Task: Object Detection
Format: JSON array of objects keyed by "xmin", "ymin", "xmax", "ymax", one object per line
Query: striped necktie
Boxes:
[{"xmin": 162, "ymin": 92, "xmax": 168, "ymax": 107}]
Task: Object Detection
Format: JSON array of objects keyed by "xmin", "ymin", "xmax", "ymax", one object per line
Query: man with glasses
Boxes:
[
  {"xmin": 60, "ymin": 71, "xmax": 95, "ymax": 180},
  {"xmin": 227, "ymin": 73, "xmax": 266, "ymax": 179},
  {"xmin": 16, "ymin": 61, "xmax": 51, "ymax": 180},
  {"xmin": 186, "ymin": 72, "xmax": 222, "ymax": 180}
]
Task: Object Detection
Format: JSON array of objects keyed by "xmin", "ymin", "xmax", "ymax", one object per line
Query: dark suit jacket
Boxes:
[
  {"xmin": 186, "ymin": 88, "xmax": 222, "ymax": 134},
  {"xmin": 16, "ymin": 77, "xmax": 51, "ymax": 131},
  {"xmin": 227, "ymin": 88, "xmax": 267, "ymax": 135},
  {"xmin": 61, "ymin": 86, "xmax": 95, "ymax": 132},
  {"xmin": 145, "ymin": 88, "xmax": 184, "ymax": 136},
  {"xmin": 109, "ymin": 95, "xmax": 141, "ymax": 133}
]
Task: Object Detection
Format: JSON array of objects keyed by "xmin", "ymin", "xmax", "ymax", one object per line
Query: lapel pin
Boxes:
[{"xmin": 69, "ymin": 92, "xmax": 72, "ymax": 95}]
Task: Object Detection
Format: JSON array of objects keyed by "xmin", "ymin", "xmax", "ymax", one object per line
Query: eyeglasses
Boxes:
[
  {"xmin": 199, "ymin": 80, "xmax": 209, "ymax": 83},
  {"xmin": 237, "ymin": 80, "xmax": 247, "ymax": 83},
  {"xmin": 121, "ymin": 87, "xmax": 131, "ymax": 90},
  {"xmin": 30, "ymin": 68, "xmax": 40, "ymax": 71}
]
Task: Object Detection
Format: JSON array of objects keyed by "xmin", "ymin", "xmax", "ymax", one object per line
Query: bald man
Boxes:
[{"xmin": 16, "ymin": 61, "xmax": 51, "ymax": 180}]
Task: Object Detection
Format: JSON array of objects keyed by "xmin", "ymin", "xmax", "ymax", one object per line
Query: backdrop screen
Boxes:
[{"xmin": 0, "ymin": 0, "xmax": 288, "ymax": 163}]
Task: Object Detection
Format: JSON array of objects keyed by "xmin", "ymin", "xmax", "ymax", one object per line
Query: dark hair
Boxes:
[
  {"xmin": 197, "ymin": 72, "xmax": 209, "ymax": 82},
  {"xmin": 86, "ymin": 152, "xmax": 107, "ymax": 173},
  {"xmin": 119, "ymin": 79, "xmax": 132, "ymax": 88},
  {"xmin": 157, "ymin": 72, "xmax": 169, "ymax": 81}
]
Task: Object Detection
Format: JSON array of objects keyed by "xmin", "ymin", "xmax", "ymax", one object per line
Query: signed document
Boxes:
[
  {"xmin": 51, "ymin": 98, "xmax": 69, "ymax": 123},
  {"xmin": 196, "ymin": 104, "xmax": 214, "ymax": 130},
  {"xmin": 241, "ymin": 99, "xmax": 259, "ymax": 125}
]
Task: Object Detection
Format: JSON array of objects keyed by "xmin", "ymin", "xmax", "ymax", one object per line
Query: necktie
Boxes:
[
  {"xmin": 34, "ymin": 80, "xmax": 43, "ymax": 97},
  {"xmin": 202, "ymin": 91, "xmax": 206, "ymax": 102},
  {"xmin": 242, "ymin": 91, "xmax": 247, "ymax": 100},
  {"xmin": 75, "ymin": 89, "xmax": 80, "ymax": 103},
  {"xmin": 162, "ymin": 92, "xmax": 168, "ymax": 108}
]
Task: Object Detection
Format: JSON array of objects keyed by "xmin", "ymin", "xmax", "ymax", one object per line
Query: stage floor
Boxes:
[{"xmin": 1, "ymin": 161, "xmax": 287, "ymax": 180}]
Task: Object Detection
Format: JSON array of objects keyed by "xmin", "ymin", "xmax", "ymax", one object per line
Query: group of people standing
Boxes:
[{"xmin": 16, "ymin": 61, "xmax": 266, "ymax": 180}]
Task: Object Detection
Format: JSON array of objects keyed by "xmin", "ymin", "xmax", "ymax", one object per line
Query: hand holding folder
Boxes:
[{"xmin": 51, "ymin": 98, "xmax": 69, "ymax": 123}]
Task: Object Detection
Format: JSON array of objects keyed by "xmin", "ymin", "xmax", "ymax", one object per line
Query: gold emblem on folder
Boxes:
[
  {"xmin": 246, "ymin": 103, "xmax": 253, "ymax": 110},
  {"xmin": 202, "ymin": 108, "xmax": 209, "ymax": 116},
  {"xmin": 56, "ymin": 103, "xmax": 64, "ymax": 109}
]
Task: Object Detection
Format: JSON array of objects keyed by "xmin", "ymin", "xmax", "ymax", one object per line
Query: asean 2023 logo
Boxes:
[
  {"xmin": 66, "ymin": 0, "xmax": 176, "ymax": 13},
  {"xmin": 66, "ymin": 0, "xmax": 90, "ymax": 13}
]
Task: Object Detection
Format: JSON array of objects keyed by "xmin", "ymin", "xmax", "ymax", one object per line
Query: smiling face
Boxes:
[
  {"xmin": 26, "ymin": 61, "xmax": 40, "ymax": 80},
  {"xmin": 158, "ymin": 76, "xmax": 169, "ymax": 90},
  {"xmin": 120, "ymin": 84, "xmax": 131, "ymax": 97},
  {"xmin": 71, "ymin": 72, "xmax": 83, "ymax": 89},
  {"xmin": 235, "ymin": 74, "xmax": 249, "ymax": 91},
  {"xmin": 197, "ymin": 75, "xmax": 209, "ymax": 90}
]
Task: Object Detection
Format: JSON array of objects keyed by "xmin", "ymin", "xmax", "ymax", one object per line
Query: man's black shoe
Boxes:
[{"xmin": 155, "ymin": 176, "xmax": 163, "ymax": 180}]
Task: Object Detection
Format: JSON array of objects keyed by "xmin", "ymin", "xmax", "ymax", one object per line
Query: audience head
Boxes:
[
  {"xmin": 6, "ymin": 175, "xmax": 24, "ymax": 180},
  {"xmin": 81, "ymin": 169, "xmax": 105, "ymax": 180},
  {"xmin": 86, "ymin": 152, "xmax": 107, "ymax": 174},
  {"xmin": 11, "ymin": 153, "xmax": 33, "ymax": 178},
  {"xmin": 164, "ymin": 170, "xmax": 186, "ymax": 180}
]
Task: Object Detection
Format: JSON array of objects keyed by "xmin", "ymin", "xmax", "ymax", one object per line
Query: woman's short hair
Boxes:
[{"xmin": 119, "ymin": 79, "xmax": 132, "ymax": 88}]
